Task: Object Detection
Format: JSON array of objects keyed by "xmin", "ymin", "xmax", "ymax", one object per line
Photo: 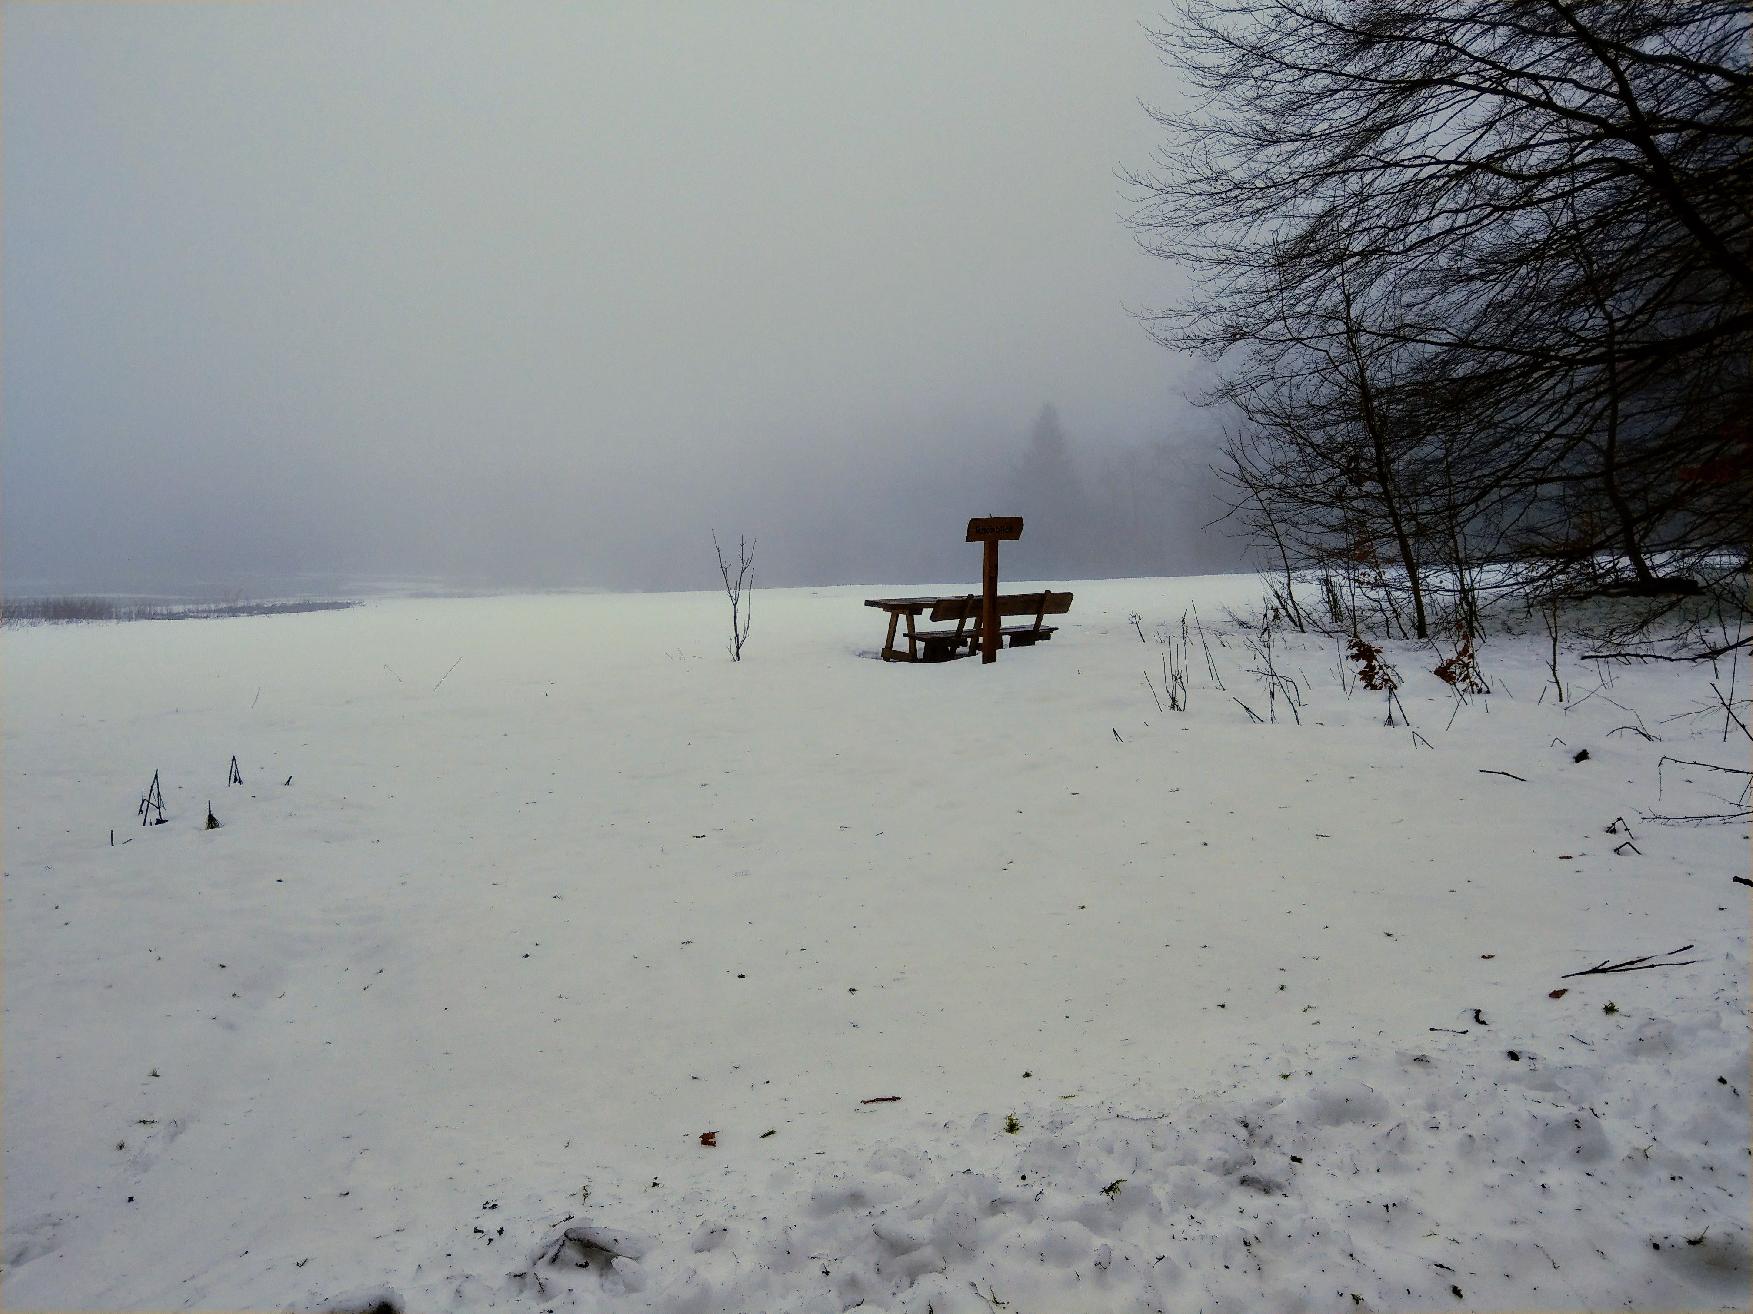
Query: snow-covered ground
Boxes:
[{"xmin": 4, "ymin": 576, "xmax": 1748, "ymax": 1312}]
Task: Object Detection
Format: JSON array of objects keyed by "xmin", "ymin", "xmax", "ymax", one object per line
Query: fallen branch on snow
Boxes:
[
  {"xmin": 1579, "ymin": 636, "xmax": 1753, "ymax": 664},
  {"xmin": 1641, "ymin": 810, "xmax": 1752, "ymax": 826},
  {"xmin": 1560, "ymin": 944, "xmax": 1698, "ymax": 979}
]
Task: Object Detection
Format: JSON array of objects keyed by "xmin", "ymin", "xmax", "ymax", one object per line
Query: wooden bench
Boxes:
[{"xmin": 909, "ymin": 591, "xmax": 1073, "ymax": 662}]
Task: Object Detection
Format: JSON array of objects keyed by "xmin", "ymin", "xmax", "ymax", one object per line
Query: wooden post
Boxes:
[
  {"xmin": 965, "ymin": 517, "xmax": 1024, "ymax": 666},
  {"xmin": 980, "ymin": 539, "xmax": 999, "ymax": 663}
]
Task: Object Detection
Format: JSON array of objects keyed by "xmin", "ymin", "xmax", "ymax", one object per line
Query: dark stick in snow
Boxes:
[
  {"xmin": 1561, "ymin": 945, "xmax": 1698, "ymax": 978},
  {"xmin": 1642, "ymin": 811, "xmax": 1751, "ymax": 825},
  {"xmin": 139, "ymin": 770, "xmax": 166, "ymax": 825}
]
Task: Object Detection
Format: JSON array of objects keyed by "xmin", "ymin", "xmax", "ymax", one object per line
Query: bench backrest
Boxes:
[{"xmin": 928, "ymin": 591, "xmax": 1073, "ymax": 624}]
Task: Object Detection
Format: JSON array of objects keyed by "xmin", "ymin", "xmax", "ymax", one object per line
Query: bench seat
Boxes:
[
  {"xmin": 908, "ymin": 628, "xmax": 976, "ymax": 661},
  {"xmin": 909, "ymin": 622, "xmax": 1059, "ymax": 658},
  {"xmin": 997, "ymin": 624, "xmax": 1057, "ymax": 644}
]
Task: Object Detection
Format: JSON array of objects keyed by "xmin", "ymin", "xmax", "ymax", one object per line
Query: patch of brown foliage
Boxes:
[
  {"xmin": 1433, "ymin": 637, "xmax": 1490, "ymax": 694},
  {"xmin": 1348, "ymin": 635, "xmax": 1399, "ymax": 691}
]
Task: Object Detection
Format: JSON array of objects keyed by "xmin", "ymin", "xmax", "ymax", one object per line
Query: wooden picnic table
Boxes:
[
  {"xmin": 864, "ymin": 591, "xmax": 1072, "ymax": 663},
  {"xmin": 866, "ymin": 517, "xmax": 1070, "ymax": 665},
  {"xmin": 864, "ymin": 596, "xmax": 959, "ymax": 663}
]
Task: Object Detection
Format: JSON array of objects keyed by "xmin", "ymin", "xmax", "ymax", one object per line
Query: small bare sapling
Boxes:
[
  {"xmin": 713, "ymin": 530, "xmax": 755, "ymax": 662},
  {"xmin": 1141, "ymin": 609, "xmax": 1200, "ymax": 715},
  {"xmin": 1541, "ymin": 597, "xmax": 1565, "ymax": 704},
  {"xmin": 1243, "ymin": 612, "xmax": 1301, "ymax": 724},
  {"xmin": 1164, "ymin": 620, "xmax": 1190, "ymax": 711}
]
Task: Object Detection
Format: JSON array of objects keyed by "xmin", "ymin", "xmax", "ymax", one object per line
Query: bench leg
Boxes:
[
  {"xmin": 882, "ymin": 611, "xmax": 901, "ymax": 661},
  {"xmin": 904, "ymin": 611, "xmax": 920, "ymax": 661}
]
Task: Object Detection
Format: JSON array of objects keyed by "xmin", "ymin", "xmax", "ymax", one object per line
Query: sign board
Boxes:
[
  {"xmin": 966, "ymin": 516, "xmax": 1024, "ymax": 543},
  {"xmin": 966, "ymin": 516, "xmax": 1023, "ymax": 663}
]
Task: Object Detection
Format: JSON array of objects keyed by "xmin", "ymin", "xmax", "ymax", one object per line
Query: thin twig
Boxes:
[
  {"xmin": 1580, "ymin": 636, "xmax": 1753, "ymax": 664},
  {"xmin": 1560, "ymin": 945, "xmax": 1697, "ymax": 978},
  {"xmin": 1142, "ymin": 670, "xmax": 1164, "ymax": 714},
  {"xmin": 1657, "ymin": 755, "xmax": 1753, "ymax": 807},
  {"xmin": 1642, "ymin": 811, "xmax": 1751, "ymax": 826},
  {"xmin": 1708, "ymin": 682, "xmax": 1751, "ymax": 743}
]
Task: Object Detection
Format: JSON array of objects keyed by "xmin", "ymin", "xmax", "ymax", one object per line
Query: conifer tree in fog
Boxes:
[{"xmin": 1009, "ymin": 404, "xmax": 1092, "ymax": 579}]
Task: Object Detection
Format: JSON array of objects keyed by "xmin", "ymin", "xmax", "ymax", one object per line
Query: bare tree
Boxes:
[
  {"xmin": 1131, "ymin": 0, "xmax": 1752, "ymax": 648},
  {"xmin": 713, "ymin": 531, "xmax": 755, "ymax": 662}
]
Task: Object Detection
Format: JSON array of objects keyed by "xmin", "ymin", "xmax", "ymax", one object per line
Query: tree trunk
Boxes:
[{"xmin": 1342, "ymin": 298, "xmax": 1428, "ymax": 639}]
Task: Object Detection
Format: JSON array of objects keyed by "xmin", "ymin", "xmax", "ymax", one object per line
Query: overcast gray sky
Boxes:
[{"xmin": 3, "ymin": 1, "xmax": 1217, "ymax": 596}]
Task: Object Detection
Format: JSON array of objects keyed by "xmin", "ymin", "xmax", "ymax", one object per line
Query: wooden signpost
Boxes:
[{"xmin": 966, "ymin": 516, "xmax": 1024, "ymax": 663}]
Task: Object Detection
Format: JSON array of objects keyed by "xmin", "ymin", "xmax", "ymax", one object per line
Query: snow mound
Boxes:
[{"xmin": 491, "ymin": 999, "xmax": 1747, "ymax": 1313}]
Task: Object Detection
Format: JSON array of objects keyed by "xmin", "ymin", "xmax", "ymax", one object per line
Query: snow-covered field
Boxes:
[{"xmin": 4, "ymin": 576, "xmax": 1748, "ymax": 1313}]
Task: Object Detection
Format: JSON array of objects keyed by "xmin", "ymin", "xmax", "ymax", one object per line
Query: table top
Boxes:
[{"xmin": 863, "ymin": 595, "xmax": 971, "ymax": 613}]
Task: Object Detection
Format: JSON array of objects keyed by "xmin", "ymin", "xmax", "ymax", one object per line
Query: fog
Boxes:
[{"xmin": 2, "ymin": 1, "xmax": 1237, "ymax": 598}]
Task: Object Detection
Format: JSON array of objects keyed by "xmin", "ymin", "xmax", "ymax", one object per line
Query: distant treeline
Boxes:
[{"xmin": 1, "ymin": 597, "xmax": 358, "ymax": 626}]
